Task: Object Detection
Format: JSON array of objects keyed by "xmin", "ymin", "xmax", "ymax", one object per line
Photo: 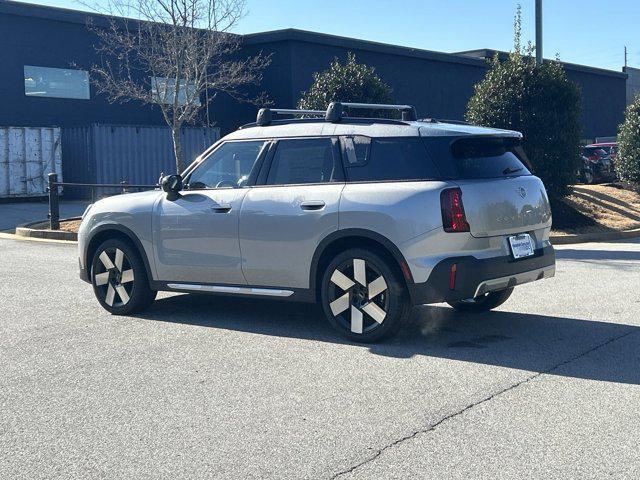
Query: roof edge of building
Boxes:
[
  {"xmin": 243, "ymin": 28, "xmax": 488, "ymax": 68},
  {"xmin": 456, "ymin": 48, "xmax": 627, "ymax": 79}
]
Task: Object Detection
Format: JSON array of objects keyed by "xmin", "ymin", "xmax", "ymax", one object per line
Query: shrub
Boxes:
[
  {"xmin": 616, "ymin": 95, "xmax": 640, "ymax": 182},
  {"xmin": 465, "ymin": 8, "xmax": 582, "ymax": 195},
  {"xmin": 298, "ymin": 52, "xmax": 393, "ymax": 115}
]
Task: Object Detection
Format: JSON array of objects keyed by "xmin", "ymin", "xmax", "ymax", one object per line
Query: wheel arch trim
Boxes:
[
  {"xmin": 309, "ymin": 228, "xmax": 413, "ymax": 294},
  {"xmin": 85, "ymin": 223, "xmax": 154, "ymax": 284}
]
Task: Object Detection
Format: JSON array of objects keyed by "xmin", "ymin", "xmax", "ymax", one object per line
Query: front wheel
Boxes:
[
  {"xmin": 91, "ymin": 239, "xmax": 156, "ymax": 315},
  {"xmin": 447, "ymin": 287, "xmax": 514, "ymax": 313},
  {"xmin": 320, "ymin": 248, "xmax": 411, "ymax": 342}
]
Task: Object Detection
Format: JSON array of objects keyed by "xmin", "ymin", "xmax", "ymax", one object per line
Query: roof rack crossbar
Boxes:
[
  {"xmin": 255, "ymin": 102, "xmax": 419, "ymax": 126},
  {"xmin": 256, "ymin": 108, "xmax": 325, "ymax": 126},
  {"xmin": 326, "ymin": 102, "xmax": 418, "ymax": 122}
]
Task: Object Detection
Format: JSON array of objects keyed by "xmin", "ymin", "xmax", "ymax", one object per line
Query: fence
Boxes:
[
  {"xmin": 46, "ymin": 173, "xmax": 157, "ymax": 230},
  {"xmin": 62, "ymin": 124, "xmax": 219, "ymax": 198}
]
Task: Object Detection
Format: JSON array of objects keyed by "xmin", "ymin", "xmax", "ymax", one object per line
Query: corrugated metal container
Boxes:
[
  {"xmin": 62, "ymin": 124, "xmax": 220, "ymax": 197},
  {"xmin": 0, "ymin": 126, "xmax": 62, "ymax": 198}
]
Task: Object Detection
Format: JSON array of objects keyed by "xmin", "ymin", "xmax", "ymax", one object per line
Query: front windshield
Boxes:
[{"xmin": 186, "ymin": 140, "xmax": 267, "ymax": 189}]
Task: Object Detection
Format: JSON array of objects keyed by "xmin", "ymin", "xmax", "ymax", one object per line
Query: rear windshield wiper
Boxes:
[{"xmin": 502, "ymin": 166, "xmax": 523, "ymax": 175}]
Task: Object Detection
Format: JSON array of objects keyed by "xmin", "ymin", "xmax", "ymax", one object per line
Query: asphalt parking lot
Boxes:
[{"xmin": 1, "ymin": 236, "xmax": 639, "ymax": 479}]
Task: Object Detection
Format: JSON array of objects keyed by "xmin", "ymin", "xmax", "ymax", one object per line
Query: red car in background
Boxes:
[
  {"xmin": 585, "ymin": 142, "xmax": 618, "ymax": 161},
  {"xmin": 580, "ymin": 142, "xmax": 617, "ymax": 184}
]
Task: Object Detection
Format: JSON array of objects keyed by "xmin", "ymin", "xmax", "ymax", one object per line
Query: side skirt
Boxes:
[{"xmin": 150, "ymin": 280, "xmax": 317, "ymax": 303}]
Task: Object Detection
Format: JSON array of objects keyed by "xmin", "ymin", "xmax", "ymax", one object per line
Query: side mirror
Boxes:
[{"xmin": 161, "ymin": 174, "xmax": 183, "ymax": 201}]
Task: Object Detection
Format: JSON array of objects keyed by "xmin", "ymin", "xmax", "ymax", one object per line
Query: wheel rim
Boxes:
[
  {"xmin": 93, "ymin": 247, "xmax": 135, "ymax": 307},
  {"xmin": 327, "ymin": 258, "xmax": 389, "ymax": 334},
  {"xmin": 585, "ymin": 171, "xmax": 593, "ymax": 183}
]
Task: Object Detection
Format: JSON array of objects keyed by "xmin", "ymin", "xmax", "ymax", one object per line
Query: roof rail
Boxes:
[
  {"xmin": 254, "ymin": 102, "xmax": 418, "ymax": 126},
  {"xmin": 326, "ymin": 102, "xmax": 417, "ymax": 122}
]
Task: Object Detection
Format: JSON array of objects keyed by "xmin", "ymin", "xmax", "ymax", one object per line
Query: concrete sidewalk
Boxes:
[{"xmin": 0, "ymin": 200, "xmax": 89, "ymax": 231}]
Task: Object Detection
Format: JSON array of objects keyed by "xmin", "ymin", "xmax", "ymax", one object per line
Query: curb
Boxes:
[
  {"xmin": 550, "ymin": 227, "xmax": 640, "ymax": 245},
  {"xmin": 14, "ymin": 218, "xmax": 79, "ymax": 242}
]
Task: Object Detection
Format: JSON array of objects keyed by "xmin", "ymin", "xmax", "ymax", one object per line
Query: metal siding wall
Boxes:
[
  {"xmin": 61, "ymin": 124, "xmax": 219, "ymax": 197},
  {"xmin": 0, "ymin": 126, "xmax": 61, "ymax": 198}
]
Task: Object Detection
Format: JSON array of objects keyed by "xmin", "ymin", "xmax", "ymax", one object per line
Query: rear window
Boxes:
[
  {"xmin": 423, "ymin": 136, "xmax": 531, "ymax": 180},
  {"xmin": 343, "ymin": 136, "xmax": 440, "ymax": 182},
  {"xmin": 582, "ymin": 147, "xmax": 608, "ymax": 157}
]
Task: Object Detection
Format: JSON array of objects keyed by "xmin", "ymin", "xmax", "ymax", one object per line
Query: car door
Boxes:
[
  {"xmin": 153, "ymin": 139, "xmax": 269, "ymax": 285},
  {"xmin": 239, "ymin": 137, "xmax": 345, "ymax": 289}
]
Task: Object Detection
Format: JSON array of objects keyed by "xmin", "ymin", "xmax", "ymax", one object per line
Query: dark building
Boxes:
[{"xmin": 0, "ymin": 0, "xmax": 628, "ymax": 140}]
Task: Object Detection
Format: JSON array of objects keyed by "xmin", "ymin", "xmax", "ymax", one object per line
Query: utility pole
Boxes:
[
  {"xmin": 535, "ymin": 0, "xmax": 543, "ymax": 64},
  {"xmin": 624, "ymin": 45, "xmax": 628, "ymax": 68}
]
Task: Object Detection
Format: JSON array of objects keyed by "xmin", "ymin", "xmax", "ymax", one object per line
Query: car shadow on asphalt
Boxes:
[
  {"xmin": 556, "ymin": 248, "xmax": 640, "ymax": 262},
  {"xmin": 135, "ymin": 293, "xmax": 640, "ymax": 385}
]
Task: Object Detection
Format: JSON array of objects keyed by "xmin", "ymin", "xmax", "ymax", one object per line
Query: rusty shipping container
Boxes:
[
  {"xmin": 62, "ymin": 124, "xmax": 220, "ymax": 198},
  {"xmin": 0, "ymin": 126, "xmax": 62, "ymax": 198}
]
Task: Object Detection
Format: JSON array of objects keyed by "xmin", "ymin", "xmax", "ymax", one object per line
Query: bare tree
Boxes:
[{"xmin": 88, "ymin": 0, "xmax": 270, "ymax": 172}]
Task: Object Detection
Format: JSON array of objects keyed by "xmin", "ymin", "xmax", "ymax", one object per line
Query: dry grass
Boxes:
[
  {"xmin": 552, "ymin": 184, "xmax": 640, "ymax": 235},
  {"xmin": 58, "ymin": 219, "xmax": 82, "ymax": 233}
]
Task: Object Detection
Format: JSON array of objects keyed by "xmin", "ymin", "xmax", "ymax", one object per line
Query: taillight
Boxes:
[{"xmin": 440, "ymin": 188, "xmax": 470, "ymax": 233}]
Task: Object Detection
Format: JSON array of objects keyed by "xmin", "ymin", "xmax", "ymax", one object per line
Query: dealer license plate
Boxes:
[{"xmin": 508, "ymin": 233, "xmax": 535, "ymax": 259}]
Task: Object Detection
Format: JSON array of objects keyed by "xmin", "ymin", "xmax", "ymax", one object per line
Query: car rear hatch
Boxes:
[
  {"xmin": 423, "ymin": 134, "xmax": 552, "ymax": 238},
  {"xmin": 455, "ymin": 175, "xmax": 552, "ymax": 237}
]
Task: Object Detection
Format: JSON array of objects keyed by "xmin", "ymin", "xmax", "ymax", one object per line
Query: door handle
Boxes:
[
  {"xmin": 300, "ymin": 200, "xmax": 326, "ymax": 211},
  {"xmin": 212, "ymin": 203, "xmax": 232, "ymax": 213}
]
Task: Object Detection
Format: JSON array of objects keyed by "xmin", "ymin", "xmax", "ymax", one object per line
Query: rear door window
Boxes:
[
  {"xmin": 266, "ymin": 138, "xmax": 339, "ymax": 185},
  {"xmin": 423, "ymin": 136, "xmax": 531, "ymax": 180},
  {"xmin": 343, "ymin": 136, "xmax": 440, "ymax": 182}
]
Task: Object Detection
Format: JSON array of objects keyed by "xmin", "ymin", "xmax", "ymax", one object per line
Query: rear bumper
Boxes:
[{"xmin": 407, "ymin": 245, "xmax": 555, "ymax": 305}]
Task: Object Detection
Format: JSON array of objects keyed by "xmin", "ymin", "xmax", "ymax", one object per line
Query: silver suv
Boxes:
[{"xmin": 78, "ymin": 102, "xmax": 555, "ymax": 342}]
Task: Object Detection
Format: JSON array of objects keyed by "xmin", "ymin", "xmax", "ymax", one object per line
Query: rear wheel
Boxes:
[
  {"xmin": 320, "ymin": 248, "xmax": 411, "ymax": 342},
  {"xmin": 447, "ymin": 287, "xmax": 514, "ymax": 313},
  {"xmin": 91, "ymin": 239, "xmax": 156, "ymax": 315}
]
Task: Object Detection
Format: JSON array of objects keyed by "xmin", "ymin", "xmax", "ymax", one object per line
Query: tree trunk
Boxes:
[{"xmin": 171, "ymin": 125, "xmax": 184, "ymax": 173}]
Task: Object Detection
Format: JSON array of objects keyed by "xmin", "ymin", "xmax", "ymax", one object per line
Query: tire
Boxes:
[
  {"xmin": 320, "ymin": 248, "xmax": 411, "ymax": 342},
  {"xmin": 582, "ymin": 168, "xmax": 594, "ymax": 184},
  {"xmin": 447, "ymin": 287, "xmax": 514, "ymax": 313},
  {"xmin": 91, "ymin": 238, "xmax": 156, "ymax": 315}
]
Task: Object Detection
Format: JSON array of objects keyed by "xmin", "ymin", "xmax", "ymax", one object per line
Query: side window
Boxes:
[
  {"xmin": 345, "ymin": 137, "xmax": 440, "ymax": 182},
  {"xmin": 266, "ymin": 138, "xmax": 338, "ymax": 185},
  {"xmin": 187, "ymin": 140, "xmax": 267, "ymax": 189},
  {"xmin": 342, "ymin": 136, "xmax": 371, "ymax": 166}
]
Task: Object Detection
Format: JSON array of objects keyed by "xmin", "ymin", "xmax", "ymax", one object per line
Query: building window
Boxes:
[
  {"xmin": 151, "ymin": 77, "xmax": 199, "ymax": 106},
  {"xmin": 24, "ymin": 66, "xmax": 90, "ymax": 99}
]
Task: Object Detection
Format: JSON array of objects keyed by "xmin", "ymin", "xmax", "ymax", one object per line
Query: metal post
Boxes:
[
  {"xmin": 535, "ymin": 0, "xmax": 543, "ymax": 64},
  {"xmin": 48, "ymin": 172, "xmax": 60, "ymax": 230}
]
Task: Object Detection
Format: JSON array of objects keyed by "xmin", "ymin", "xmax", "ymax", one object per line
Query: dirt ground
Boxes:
[{"xmin": 552, "ymin": 183, "xmax": 640, "ymax": 235}]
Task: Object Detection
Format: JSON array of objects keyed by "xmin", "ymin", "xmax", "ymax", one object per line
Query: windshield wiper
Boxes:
[{"xmin": 502, "ymin": 166, "xmax": 523, "ymax": 175}]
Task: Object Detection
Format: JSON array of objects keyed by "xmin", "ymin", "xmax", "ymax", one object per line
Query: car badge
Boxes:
[{"xmin": 517, "ymin": 187, "xmax": 527, "ymax": 199}]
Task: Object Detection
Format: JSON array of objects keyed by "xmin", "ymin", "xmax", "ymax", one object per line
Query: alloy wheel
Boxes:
[
  {"xmin": 93, "ymin": 247, "xmax": 135, "ymax": 307},
  {"xmin": 327, "ymin": 258, "xmax": 389, "ymax": 334}
]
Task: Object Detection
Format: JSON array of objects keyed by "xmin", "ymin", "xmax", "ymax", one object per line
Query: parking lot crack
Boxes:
[{"xmin": 328, "ymin": 328, "xmax": 638, "ymax": 479}]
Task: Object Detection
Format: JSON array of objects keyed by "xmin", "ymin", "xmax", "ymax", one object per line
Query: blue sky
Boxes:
[{"xmin": 17, "ymin": 0, "xmax": 640, "ymax": 71}]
